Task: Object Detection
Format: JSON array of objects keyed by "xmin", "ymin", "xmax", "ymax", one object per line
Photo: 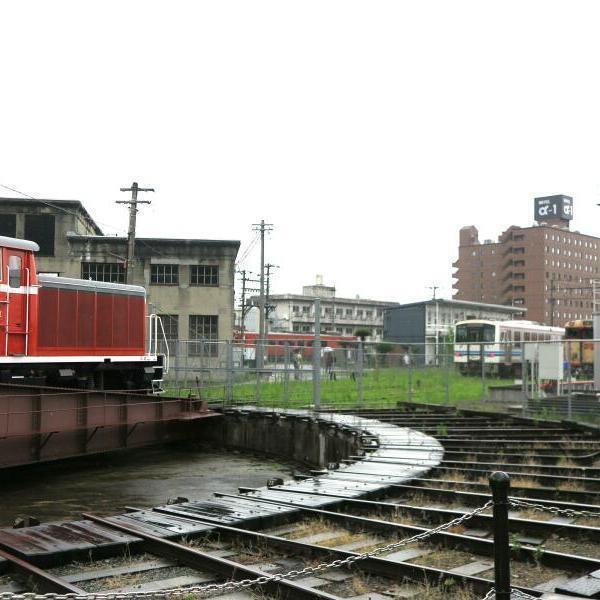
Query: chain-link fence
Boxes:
[{"xmin": 159, "ymin": 334, "xmax": 600, "ymax": 425}]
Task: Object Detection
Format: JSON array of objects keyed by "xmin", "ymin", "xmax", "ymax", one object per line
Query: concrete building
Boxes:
[
  {"xmin": 383, "ymin": 298, "xmax": 524, "ymax": 363},
  {"xmin": 251, "ymin": 276, "xmax": 399, "ymax": 341},
  {"xmin": 453, "ymin": 195, "xmax": 600, "ymax": 326},
  {"xmin": 0, "ymin": 197, "xmax": 240, "ymax": 352}
]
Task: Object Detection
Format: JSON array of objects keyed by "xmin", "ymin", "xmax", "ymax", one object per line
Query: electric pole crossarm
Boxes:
[{"xmin": 116, "ymin": 182, "xmax": 154, "ymax": 284}]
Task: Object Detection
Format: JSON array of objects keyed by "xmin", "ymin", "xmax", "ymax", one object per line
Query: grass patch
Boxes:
[{"xmin": 165, "ymin": 366, "xmax": 514, "ymax": 411}]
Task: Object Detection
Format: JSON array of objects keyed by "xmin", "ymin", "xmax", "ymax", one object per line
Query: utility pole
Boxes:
[
  {"xmin": 331, "ymin": 285, "xmax": 337, "ymax": 333},
  {"xmin": 265, "ymin": 263, "xmax": 279, "ymax": 332},
  {"xmin": 252, "ymin": 220, "xmax": 274, "ymax": 370},
  {"xmin": 428, "ymin": 285, "xmax": 440, "ymax": 366},
  {"xmin": 117, "ymin": 182, "xmax": 154, "ymax": 284},
  {"xmin": 237, "ymin": 270, "xmax": 259, "ymax": 339}
]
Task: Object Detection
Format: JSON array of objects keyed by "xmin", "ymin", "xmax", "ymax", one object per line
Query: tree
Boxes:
[
  {"xmin": 376, "ymin": 342, "xmax": 393, "ymax": 354},
  {"xmin": 354, "ymin": 328, "xmax": 371, "ymax": 342}
]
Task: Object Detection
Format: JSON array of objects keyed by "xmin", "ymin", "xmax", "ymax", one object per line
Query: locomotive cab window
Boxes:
[{"xmin": 8, "ymin": 255, "xmax": 21, "ymax": 288}]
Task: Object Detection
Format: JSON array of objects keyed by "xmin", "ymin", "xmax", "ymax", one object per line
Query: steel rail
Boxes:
[
  {"xmin": 438, "ymin": 450, "xmax": 600, "ymax": 465},
  {"xmin": 391, "ymin": 482, "xmax": 600, "ymax": 513},
  {"xmin": 0, "ymin": 548, "xmax": 85, "ymax": 594},
  {"xmin": 212, "ymin": 492, "xmax": 600, "ymax": 572},
  {"xmin": 145, "ymin": 505, "xmax": 542, "ymax": 597},
  {"xmin": 438, "ymin": 459, "xmax": 600, "ymax": 477},
  {"xmin": 82, "ymin": 513, "xmax": 339, "ymax": 600},
  {"xmin": 434, "ymin": 439, "xmax": 600, "ymax": 446},
  {"xmin": 348, "ymin": 457, "xmax": 600, "ymax": 489},
  {"xmin": 241, "ymin": 486, "xmax": 600, "ymax": 542},
  {"xmin": 403, "ymin": 477, "xmax": 600, "ymax": 502}
]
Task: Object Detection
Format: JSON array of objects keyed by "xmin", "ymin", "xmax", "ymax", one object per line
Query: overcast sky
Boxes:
[{"xmin": 2, "ymin": 1, "xmax": 600, "ymax": 303}]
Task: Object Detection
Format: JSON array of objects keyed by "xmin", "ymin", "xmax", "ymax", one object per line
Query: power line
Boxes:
[
  {"xmin": 237, "ymin": 233, "xmax": 260, "ymax": 266},
  {"xmin": 0, "ymin": 183, "xmax": 126, "ymax": 236}
]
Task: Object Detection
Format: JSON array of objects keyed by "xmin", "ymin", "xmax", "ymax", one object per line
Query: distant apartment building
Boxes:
[
  {"xmin": 250, "ymin": 276, "xmax": 399, "ymax": 342},
  {"xmin": 383, "ymin": 298, "xmax": 524, "ymax": 364},
  {"xmin": 453, "ymin": 195, "xmax": 600, "ymax": 326},
  {"xmin": 0, "ymin": 198, "xmax": 239, "ymax": 351}
]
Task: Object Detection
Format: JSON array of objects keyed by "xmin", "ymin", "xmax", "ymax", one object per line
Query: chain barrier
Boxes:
[
  {"xmin": 509, "ymin": 497, "xmax": 600, "ymax": 519},
  {"xmin": 480, "ymin": 587, "xmax": 538, "ymax": 599},
  {"xmin": 1, "ymin": 496, "xmax": 594, "ymax": 600},
  {"xmin": 0, "ymin": 500, "xmax": 494, "ymax": 600}
]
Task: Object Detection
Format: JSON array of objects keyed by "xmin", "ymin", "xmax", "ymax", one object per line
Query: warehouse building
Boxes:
[
  {"xmin": 453, "ymin": 195, "xmax": 600, "ymax": 325},
  {"xmin": 0, "ymin": 198, "xmax": 239, "ymax": 353}
]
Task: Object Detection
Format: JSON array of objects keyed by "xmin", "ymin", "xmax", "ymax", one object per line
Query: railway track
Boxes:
[{"xmin": 0, "ymin": 405, "xmax": 598, "ymax": 599}]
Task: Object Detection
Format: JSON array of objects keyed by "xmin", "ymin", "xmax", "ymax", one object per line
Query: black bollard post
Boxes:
[{"xmin": 489, "ymin": 471, "xmax": 511, "ymax": 600}]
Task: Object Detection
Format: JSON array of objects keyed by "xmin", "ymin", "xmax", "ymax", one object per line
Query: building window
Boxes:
[
  {"xmin": 335, "ymin": 308, "xmax": 343, "ymax": 316},
  {"xmin": 302, "ymin": 306, "xmax": 310, "ymax": 314},
  {"xmin": 345, "ymin": 327, "xmax": 353, "ymax": 335},
  {"xmin": 190, "ymin": 265, "xmax": 219, "ymax": 286},
  {"xmin": 365, "ymin": 310, "xmax": 373, "ymax": 319},
  {"xmin": 189, "ymin": 315, "xmax": 218, "ymax": 356},
  {"xmin": 151, "ymin": 264, "xmax": 179, "ymax": 285},
  {"xmin": 0, "ymin": 214, "xmax": 16, "ymax": 238},
  {"xmin": 82, "ymin": 262, "xmax": 125, "ymax": 283},
  {"xmin": 24, "ymin": 214, "xmax": 55, "ymax": 256},
  {"xmin": 293, "ymin": 305, "xmax": 300, "ymax": 314},
  {"xmin": 345, "ymin": 308, "xmax": 353, "ymax": 317}
]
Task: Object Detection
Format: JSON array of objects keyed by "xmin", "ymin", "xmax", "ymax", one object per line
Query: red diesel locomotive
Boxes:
[{"xmin": 0, "ymin": 235, "xmax": 165, "ymax": 390}]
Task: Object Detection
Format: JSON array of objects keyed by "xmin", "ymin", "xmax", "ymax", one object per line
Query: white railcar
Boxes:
[{"xmin": 454, "ymin": 320, "xmax": 564, "ymax": 376}]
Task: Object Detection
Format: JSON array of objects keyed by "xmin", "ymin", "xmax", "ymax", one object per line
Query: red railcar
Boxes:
[
  {"xmin": 237, "ymin": 331, "xmax": 358, "ymax": 359},
  {"xmin": 0, "ymin": 235, "xmax": 164, "ymax": 390}
]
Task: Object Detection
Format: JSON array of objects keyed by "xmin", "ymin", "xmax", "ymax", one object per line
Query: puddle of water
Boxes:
[{"xmin": 0, "ymin": 445, "xmax": 294, "ymax": 527}]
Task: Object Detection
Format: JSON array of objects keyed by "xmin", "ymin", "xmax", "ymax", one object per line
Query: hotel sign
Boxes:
[{"xmin": 534, "ymin": 195, "xmax": 573, "ymax": 222}]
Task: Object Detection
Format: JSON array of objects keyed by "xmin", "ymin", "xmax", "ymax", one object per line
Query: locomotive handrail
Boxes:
[
  {"xmin": 157, "ymin": 315, "xmax": 170, "ymax": 374},
  {"xmin": 146, "ymin": 313, "xmax": 169, "ymax": 375},
  {"xmin": 24, "ymin": 267, "xmax": 29, "ymax": 356},
  {"xmin": 4, "ymin": 266, "xmax": 9, "ymax": 356}
]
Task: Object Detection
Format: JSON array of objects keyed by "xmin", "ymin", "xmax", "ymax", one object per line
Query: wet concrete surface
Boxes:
[{"xmin": 0, "ymin": 444, "xmax": 294, "ymax": 527}]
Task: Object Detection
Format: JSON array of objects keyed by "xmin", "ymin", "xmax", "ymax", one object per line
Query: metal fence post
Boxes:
[
  {"xmin": 489, "ymin": 471, "xmax": 511, "ymax": 600},
  {"xmin": 225, "ymin": 340, "xmax": 233, "ymax": 406},
  {"xmin": 408, "ymin": 358, "xmax": 413, "ymax": 402},
  {"xmin": 255, "ymin": 358, "xmax": 261, "ymax": 407},
  {"xmin": 184, "ymin": 341, "xmax": 189, "ymax": 394},
  {"xmin": 481, "ymin": 343, "xmax": 486, "ymax": 403},
  {"xmin": 444, "ymin": 344, "xmax": 450, "ymax": 405},
  {"xmin": 313, "ymin": 298, "xmax": 321, "ymax": 411},
  {"xmin": 357, "ymin": 342, "xmax": 364, "ymax": 408},
  {"xmin": 174, "ymin": 340, "xmax": 180, "ymax": 395},
  {"xmin": 283, "ymin": 342, "xmax": 290, "ymax": 411},
  {"xmin": 198, "ymin": 340, "xmax": 204, "ymax": 396}
]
